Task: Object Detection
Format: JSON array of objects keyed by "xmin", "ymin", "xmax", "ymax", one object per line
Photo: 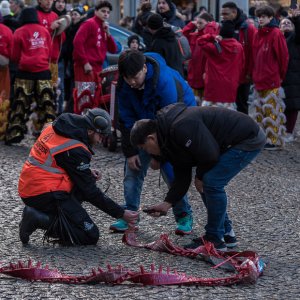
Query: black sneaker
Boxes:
[
  {"xmin": 224, "ymin": 235, "xmax": 238, "ymax": 248},
  {"xmin": 184, "ymin": 235, "xmax": 227, "ymax": 251}
]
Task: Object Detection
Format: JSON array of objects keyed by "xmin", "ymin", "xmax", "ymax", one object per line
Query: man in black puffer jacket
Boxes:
[
  {"xmin": 147, "ymin": 13, "xmax": 184, "ymax": 76},
  {"xmin": 130, "ymin": 103, "xmax": 266, "ymax": 251}
]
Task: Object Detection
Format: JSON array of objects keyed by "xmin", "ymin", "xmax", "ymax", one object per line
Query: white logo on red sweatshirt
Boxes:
[{"xmin": 29, "ymin": 32, "xmax": 47, "ymax": 49}]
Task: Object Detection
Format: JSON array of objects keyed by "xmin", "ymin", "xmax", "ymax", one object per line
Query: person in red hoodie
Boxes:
[
  {"xmin": 252, "ymin": 6, "xmax": 289, "ymax": 151},
  {"xmin": 5, "ymin": 7, "xmax": 55, "ymax": 145},
  {"xmin": 221, "ymin": 2, "xmax": 257, "ymax": 115},
  {"xmin": 182, "ymin": 13, "xmax": 219, "ymax": 104},
  {"xmin": 36, "ymin": 0, "xmax": 66, "ymax": 87},
  {"xmin": 197, "ymin": 20, "xmax": 244, "ymax": 110},
  {"xmin": 73, "ymin": 0, "xmax": 117, "ymax": 114},
  {"xmin": 0, "ymin": 12, "xmax": 13, "ymax": 140}
]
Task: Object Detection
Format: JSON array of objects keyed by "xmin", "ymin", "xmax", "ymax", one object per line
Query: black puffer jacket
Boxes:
[
  {"xmin": 156, "ymin": 2, "xmax": 184, "ymax": 28},
  {"xmin": 156, "ymin": 103, "xmax": 264, "ymax": 204},
  {"xmin": 50, "ymin": 113, "xmax": 125, "ymax": 219},
  {"xmin": 149, "ymin": 26, "xmax": 183, "ymax": 76},
  {"xmin": 281, "ymin": 16, "xmax": 300, "ymax": 111}
]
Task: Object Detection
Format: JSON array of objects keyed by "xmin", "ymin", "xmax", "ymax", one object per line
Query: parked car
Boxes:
[{"xmin": 107, "ymin": 24, "xmax": 145, "ymax": 65}]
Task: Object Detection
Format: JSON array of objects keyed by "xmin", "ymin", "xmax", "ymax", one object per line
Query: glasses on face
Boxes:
[{"xmin": 281, "ymin": 22, "xmax": 292, "ymax": 25}]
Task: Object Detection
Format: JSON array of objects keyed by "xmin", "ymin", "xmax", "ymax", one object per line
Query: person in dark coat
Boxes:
[
  {"xmin": 132, "ymin": 2, "xmax": 153, "ymax": 49},
  {"xmin": 147, "ymin": 13, "xmax": 184, "ymax": 76},
  {"xmin": 156, "ymin": 0, "xmax": 185, "ymax": 28},
  {"xmin": 279, "ymin": 13, "xmax": 300, "ymax": 142},
  {"xmin": 18, "ymin": 108, "xmax": 139, "ymax": 245},
  {"xmin": 130, "ymin": 103, "xmax": 266, "ymax": 251}
]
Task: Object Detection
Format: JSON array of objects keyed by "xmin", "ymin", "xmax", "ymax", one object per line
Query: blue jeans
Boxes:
[
  {"xmin": 201, "ymin": 148, "xmax": 261, "ymax": 240},
  {"xmin": 123, "ymin": 150, "xmax": 192, "ymax": 220}
]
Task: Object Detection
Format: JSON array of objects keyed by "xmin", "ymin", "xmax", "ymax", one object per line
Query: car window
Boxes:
[{"xmin": 110, "ymin": 27, "xmax": 130, "ymax": 49}]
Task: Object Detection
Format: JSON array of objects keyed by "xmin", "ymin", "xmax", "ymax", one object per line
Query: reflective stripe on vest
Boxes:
[{"xmin": 26, "ymin": 138, "xmax": 86, "ymax": 174}]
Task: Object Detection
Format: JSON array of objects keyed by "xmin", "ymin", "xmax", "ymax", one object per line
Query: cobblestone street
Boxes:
[{"xmin": 0, "ymin": 122, "xmax": 299, "ymax": 300}]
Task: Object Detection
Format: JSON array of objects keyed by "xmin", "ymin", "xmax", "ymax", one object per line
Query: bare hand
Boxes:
[
  {"xmin": 194, "ymin": 177, "xmax": 203, "ymax": 193},
  {"xmin": 123, "ymin": 210, "xmax": 139, "ymax": 229},
  {"xmin": 127, "ymin": 155, "xmax": 141, "ymax": 171},
  {"xmin": 143, "ymin": 202, "xmax": 172, "ymax": 218},
  {"xmin": 84, "ymin": 63, "xmax": 93, "ymax": 74},
  {"xmin": 51, "ymin": 19, "xmax": 61, "ymax": 30},
  {"xmin": 150, "ymin": 159, "xmax": 160, "ymax": 170},
  {"xmin": 215, "ymin": 35, "xmax": 223, "ymax": 42},
  {"xmin": 91, "ymin": 169, "xmax": 101, "ymax": 181},
  {"xmin": 103, "ymin": 21, "xmax": 110, "ymax": 36}
]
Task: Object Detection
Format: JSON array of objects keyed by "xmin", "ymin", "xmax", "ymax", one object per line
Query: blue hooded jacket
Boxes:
[{"xmin": 117, "ymin": 52, "xmax": 196, "ymax": 157}]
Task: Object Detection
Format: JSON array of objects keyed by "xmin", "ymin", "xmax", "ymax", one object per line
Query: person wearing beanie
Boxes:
[
  {"xmin": 0, "ymin": 11, "xmax": 13, "ymax": 140},
  {"xmin": 251, "ymin": 6, "xmax": 289, "ymax": 150},
  {"xmin": 127, "ymin": 34, "xmax": 141, "ymax": 50},
  {"xmin": 197, "ymin": 19, "xmax": 244, "ymax": 110},
  {"xmin": 156, "ymin": 0, "xmax": 184, "ymax": 28},
  {"xmin": 73, "ymin": 0, "xmax": 117, "ymax": 114},
  {"xmin": 18, "ymin": 107, "xmax": 139, "ymax": 246},
  {"xmin": 147, "ymin": 13, "xmax": 184, "ymax": 75},
  {"xmin": 132, "ymin": 2, "xmax": 153, "ymax": 49},
  {"xmin": 5, "ymin": 7, "xmax": 54, "ymax": 145},
  {"xmin": 182, "ymin": 13, "xmax": 219, "ymax": 103},
  {"xmin": 109, "ymin": 50, "xmax": 196, "ymax": 235}
]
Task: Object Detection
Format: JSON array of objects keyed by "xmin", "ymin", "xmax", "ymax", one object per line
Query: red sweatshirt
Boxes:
[
  {"xmin": 252, "ymin": 26, "xmax": 289, "ymax": 91},
  {"xmin": 183, "ymin": 21, "xmax": 219, "ymax": 89},
  {"xmin": 0, "ymin": 24, "xmax": 13, "ymax": 59},
  {"xmin": 12, "ymin": 24, "xmax": 51, "ymax": 72},
  {"xmin": 73, "ymin": 16, "xmax": 117, "ymax": 73},
  {"xmin": 37, "ymin": 9, "xmax": 65, "ymax": 63},
  {"xmin": 198, "ymin": 34, "xmax": 244, "ymax": 103}
]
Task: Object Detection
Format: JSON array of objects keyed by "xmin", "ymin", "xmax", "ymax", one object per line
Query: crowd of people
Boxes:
[{"xmin": 0, "ymin": 0, "xmax": 299, "ymax": 249}]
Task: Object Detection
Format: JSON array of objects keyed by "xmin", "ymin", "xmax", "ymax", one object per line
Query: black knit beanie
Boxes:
[
  {"xmin": 147, "ymin": 13, "xmax": 163, "ymax": 30},
  {"xmin": 127, "ymin": 35, "xmax": 140, "ymax": 47},
  {"xmin": 220, "ymin": 20, "xmax": 235, "ymax": 38},
  {"xmin": 19, "ymin": 7, "xmax": 39, "ymax": 25}
]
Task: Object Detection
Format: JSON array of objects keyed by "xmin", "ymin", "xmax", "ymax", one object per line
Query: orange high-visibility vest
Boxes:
[{"xmin": 18, "ymin": 124, "xmax": 91, "ymax": 198}]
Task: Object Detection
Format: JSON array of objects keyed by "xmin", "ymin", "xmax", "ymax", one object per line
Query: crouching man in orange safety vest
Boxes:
[{"xmin": 18, "ymin": 108, "xmax": 139, "ymax": 245}]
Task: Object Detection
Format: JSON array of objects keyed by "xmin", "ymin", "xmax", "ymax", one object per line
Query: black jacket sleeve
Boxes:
[
  {"xmin": 164, "ymin": 166, "xmax": 192, "ymax": 205},
  {"xmin": 54, "ymin": 147, "xmax": 125, "ymax": 219}
]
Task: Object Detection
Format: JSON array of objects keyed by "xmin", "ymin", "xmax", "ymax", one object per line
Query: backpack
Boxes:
[{"xmin": 168, "ymin": 24, "xmax": 192, "ymax": 60}]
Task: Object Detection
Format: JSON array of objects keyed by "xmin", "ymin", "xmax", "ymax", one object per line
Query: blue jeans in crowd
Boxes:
[
  {"xmin": 123, "ymin": 149, "xmax": 192, "ymax": 220},
  {"xmin": 201, "ymin": 148, "xmax": 261, "ymax": 240}
]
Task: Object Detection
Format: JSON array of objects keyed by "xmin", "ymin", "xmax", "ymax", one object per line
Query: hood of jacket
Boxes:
[
  {"xmin": 153, "ymin": 26, "xmax": 176, "ymax": 41},
  {"xmin": 156, "ymin": 2, "xmax": 176, "ymax": 23},
  {"xmin": 234, "ymin": 8, "xmax": 248, "ymax": 30},
  {"xmin": 52, "ymin": 113, "xmax": 94, "ymax": 153},
  {"xmin": 156, "ymin": 103, "xmax": 187, "ymax": 152}
]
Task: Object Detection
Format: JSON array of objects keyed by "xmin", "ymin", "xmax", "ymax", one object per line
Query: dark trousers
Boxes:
[
  {"xmin": 22, "ymin": 191, "xmax": 99, "ymax": 245},
  {"xmin": 236, "ymin": 83, "xmax": 251, "ymax": 114}
]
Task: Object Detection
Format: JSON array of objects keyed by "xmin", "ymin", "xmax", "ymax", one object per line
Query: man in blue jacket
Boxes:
[{"xmin": 110, "ymin": 50, "xmax": 196, "ymax": 234}]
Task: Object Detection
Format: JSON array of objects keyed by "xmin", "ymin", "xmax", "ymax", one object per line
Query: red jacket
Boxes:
[
  {"xmin": 73, "ymin": 16, "xmax": 117, "ymax": 73},
  {"xmin": 0, "ymin": 24, "xmax": 13, "ymax": 59},
  {"xmin": 183, "ymin": 21, "xmax": 219, "ymax": 89},
  {"xmin": 237, "ymin": 22, "xmax": 257, "ymax": 83},
  {"xmin": 198, "ymin": 34, "xmax": 244, "ymax": 103},
  {"xmin": 252, "ymin": 26, "xmax": 289, "ymax": 91},
  {"xmin": 37, "ymin": 9, "xmax": 65, "ymax": 63},
  {"xmin": 12, "ymin": 24, "xmax": 51, "ymax": 73}
]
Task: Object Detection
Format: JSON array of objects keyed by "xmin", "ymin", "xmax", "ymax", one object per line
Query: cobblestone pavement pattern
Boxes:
[{"xmin": 0, "ymin": 121, "xmax": 299, "ymax": 300}]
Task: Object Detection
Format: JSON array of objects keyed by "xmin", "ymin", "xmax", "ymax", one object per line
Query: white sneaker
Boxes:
[{"xmin": 284, "ymin": 133, "xmax": 295, "ymax": 143}]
